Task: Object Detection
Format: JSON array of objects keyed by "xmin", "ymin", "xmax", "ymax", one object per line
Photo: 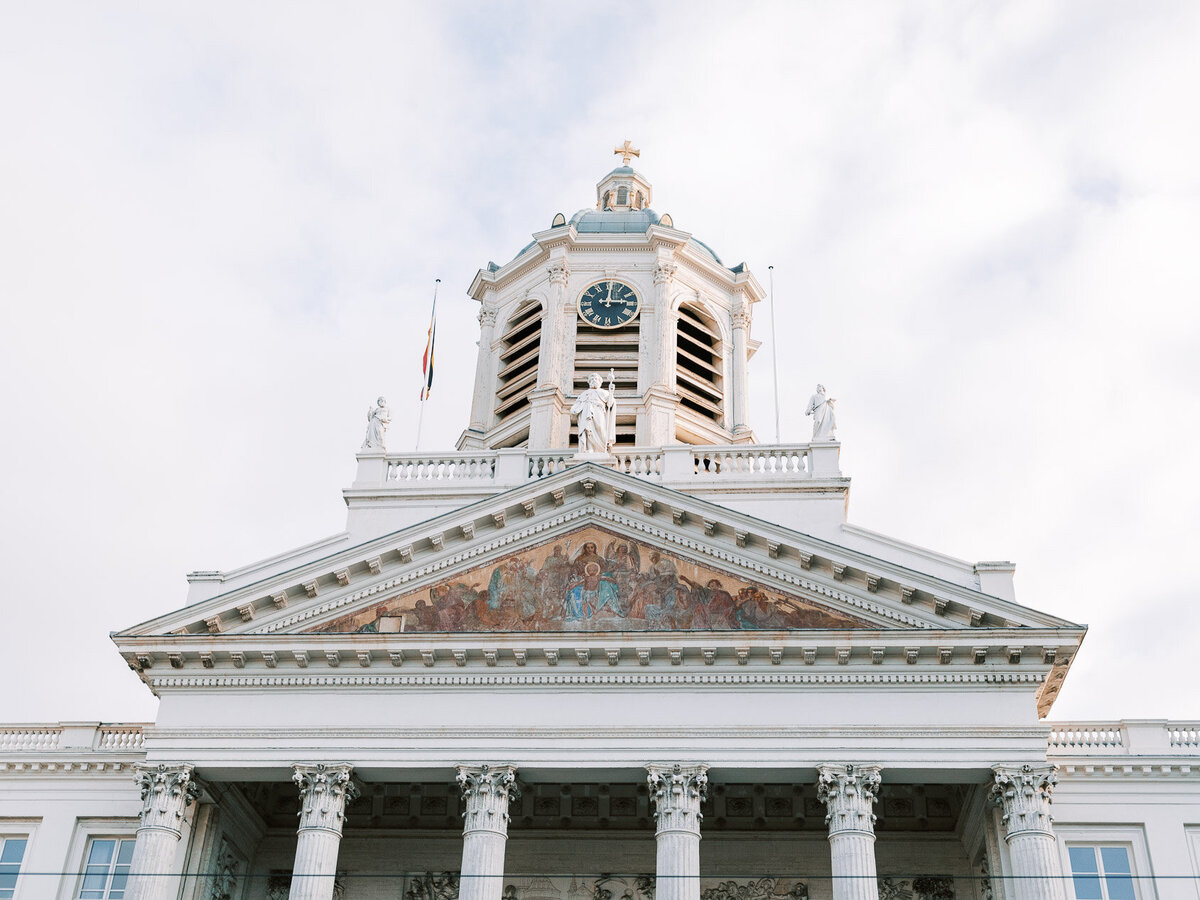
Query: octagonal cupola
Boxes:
[
  {"xmin": 597, "ymin": 165, "xmax": 653, "ymax": 211},
  {"xmin": 460, "ymin": 147, "xmax": 765, "ymax": 454},
  {"xmin": 596, "ymin": 141, "xmax": 653, "ymax": 210}
]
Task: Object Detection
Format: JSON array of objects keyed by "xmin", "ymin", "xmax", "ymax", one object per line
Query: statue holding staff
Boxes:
[
  {"xmin": 572, "ymin": 369, "xmax": 616, "ymax": 454},
  {"xmin": 362, "ymin": 396, "xmax": 392, "ymax": 451},
  {"xmin": 804, "ymin": 384, "xmax": 837, "ymax": 441}
]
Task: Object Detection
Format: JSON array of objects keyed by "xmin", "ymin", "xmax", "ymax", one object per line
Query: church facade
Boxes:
[{"xmin": 2, "ymin": 152, "xmax": 1198, "ymax": 900}]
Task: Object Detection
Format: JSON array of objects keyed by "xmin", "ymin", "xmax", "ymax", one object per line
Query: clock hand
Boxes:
[{"xmin": 603, "ymin": 283, "xmax": 613, "ymax": 307}]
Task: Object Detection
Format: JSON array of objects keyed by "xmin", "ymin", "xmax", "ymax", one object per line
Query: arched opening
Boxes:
[
  {"xmin": 675, "ymin": 303, "xmax": 724, "ymax": 435},
  {"xmin": 494, "ymin": 300, "xmax": 542, "ymax": 442},
  {"xmin": 573, "ymin": 318, "xmax": 639, "ymax": 447},
  {"xmin": 616, "ymin": 185, "xmax": 629, "ymax": 206}
]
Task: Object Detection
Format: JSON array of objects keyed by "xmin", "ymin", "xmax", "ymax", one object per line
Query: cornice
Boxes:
[
  {"xmin": 1055, "ymin": 762, "xmax": 1200, "ymax": 779},
  {"xmin": 0, "ymin": 759, "xmax": 143, "ymax": 776},
  {"xmin": 140, "ymin": 668, "xmax": 1048, "ymax": 691},
  {"xmin": 147, "ymin": 723, "xmax": 1053, "ymax": 742}
]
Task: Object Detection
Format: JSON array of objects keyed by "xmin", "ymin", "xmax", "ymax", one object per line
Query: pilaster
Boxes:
[
  {"xmin": 817, "ymin": 764, "xmax": 881, "ymax": 900},
  {"xmin": 989, "ymin": 764, "xmax": 1066, "ymax": 900},
  {"xmin": 125, "ymin": 764, "xmax": 200, "ymax": 900},
  {"xmin": 457, "ymin": 764, "xmax": 520, "ymax": 900},
  {"xmin": 289, "ymin": 764, "xmax": 359, "ymax": 900},
  {"xmin": 729, "ymin": 303, "xmax": 751, "ymax": 437},
  {"xmin": 465, "ymin": 303, "xmax": 500, "ymax": 444},
  {"xmin": 647, "ymin": 764, "xmax": 708, "ymax": 900}
]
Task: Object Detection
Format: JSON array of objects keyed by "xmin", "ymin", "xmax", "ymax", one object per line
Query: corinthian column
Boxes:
[
  {"xmin": 816, "ymin": 764, "xmax": 881, "ymax": 900},
  {"xmin": 990, "ymin": 764, "xmax": 1067, "ymax": 900},
  {"xmin": 125, "ymin": 764, "xmax": 200, "ymax": 900},
  {"xmin": 647, "ymin": 764, "xmax": 708, "ymax": 900},
  {"xmin": 288, "ymin": 764, "xmax": 359, "ymax": 900},
  {"xmin": 457, "ymin": 764, "xmax": 520, "ymax": 900}
]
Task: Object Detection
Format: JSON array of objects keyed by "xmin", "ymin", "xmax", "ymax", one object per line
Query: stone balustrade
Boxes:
[
  {"xmin": 0, "ymin": 722, "xmax": 146, "ymax": 752},
  {"xmin": 1047, "ymin": 720, "xmax": 1200, "ymax": 756},
  {"xmin": 355, "ymin": 442, "xmax": 842, "ymax": 494}
]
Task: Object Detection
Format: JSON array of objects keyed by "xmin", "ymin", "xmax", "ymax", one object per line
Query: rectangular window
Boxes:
[
  {"xmin": 1068, "ymin": 844, "xmax": 1136, "ymax": 900},
  {"xmin": 79, "ymin": 839, "xmax": 135, "ymax": 900},
  {"xmin": 0, "ymin": 837, "xmax": 28, "ymax": 900}
]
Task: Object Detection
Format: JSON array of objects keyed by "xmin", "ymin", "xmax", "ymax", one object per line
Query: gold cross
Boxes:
[{"xmin": 613, "ymin": 140, "xmax": 640, "ymax": 165}]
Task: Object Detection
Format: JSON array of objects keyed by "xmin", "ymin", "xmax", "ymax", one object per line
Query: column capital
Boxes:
[
  {"xmin": 134, "ymin": 763, "xmax": 200, "ymax": 837},
  {"xmin": 457, "ymin": 764, "xmax": 520, "ymax": 835},
  {"xmin": 990, "ymin": 763, "xmax": 1057, "ymax": 839},
  {"xmin": 653, "ymin": 262, "xmax": 678, "ymax": 286},
  {"xmin": 292, "ymin": 763, "xmax": 360, "ymax": 835},
  {"xmin": 646, "ymin": 763, "xmax": 708, "ymax": 836},
  {"xmin": 548, "ymin": 262, "xmax": 571, "ymax": 286},
  {"xmin": 478, "ymin": 307, "xmax": 498, "ymax": 328},
  {"xmin": 817, "ymin": 763, "xmax": 881, "ymax": 837}
]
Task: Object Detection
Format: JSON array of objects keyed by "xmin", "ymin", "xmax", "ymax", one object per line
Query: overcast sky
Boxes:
[{"xmin": 2, "ymin": 2, "xmax": 1198, "ymax": 724}]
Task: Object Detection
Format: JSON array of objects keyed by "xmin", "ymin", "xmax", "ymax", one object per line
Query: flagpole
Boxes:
[
  {"xmin": 768, "ymin": 265, "xmax": 781, "ymax": 443},
  {"xmin": 415, "ymin": 278, "xmax": 440, "ymax": 451}
]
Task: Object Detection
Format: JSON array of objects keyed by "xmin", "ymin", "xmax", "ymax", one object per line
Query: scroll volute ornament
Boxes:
[
  {"xmin": 989, "ymin": 764, "xmax": 1057, "ymax": 838},
  {"xmin": 457, "ymin": 764, "xmax": 520, "ymax": 832},
  {"xmin": 646, "ymin": 763, "xmax": 709, "ymax": 831},
  {"xmin": 293, "ymin": 763, "xmax": 360, "ymax": 833},
  {"xmin": 135, "ymin": 763, "xmax": 200, "ymax": 834},
  {"xmin": 816, "ymin": 764, "xmax": 882, "ymax": 834}
]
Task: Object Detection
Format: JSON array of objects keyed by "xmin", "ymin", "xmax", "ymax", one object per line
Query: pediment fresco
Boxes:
[{"xmin": 309, "ymin": 526, "xmax": 873, "ymax": 633}]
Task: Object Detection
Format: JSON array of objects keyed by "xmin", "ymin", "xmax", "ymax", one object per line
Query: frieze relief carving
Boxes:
[
  {"xmin": 406, "ymin": 873, "xmax": 462, "ymax": 900},
  {"xmin": 877, "ymin": 876, "xmax": 955, "ymax": 899},
  {"xmin": 309, "ymin": 526, "xmax": 871, "ymax": 634},
  {"xmin": 134, "ymin": 763, "xmax": 200, "ymax": 835},
  {"xmin": 207, "ymin": 838, "xmax": 241, "ymax": 900},
  {"xmin": 456, "ymin": 875, "xmax": 810, "ymax": 900}
]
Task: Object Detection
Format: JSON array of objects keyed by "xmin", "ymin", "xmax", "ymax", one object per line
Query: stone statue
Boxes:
[
  {"xmin": 571, "ymin": 371, "xmax": 616, "ymax": 454},
  {"xmin": 361, "ymin": 396, "xmax": 391, "ymax": 451},
  {"xmin": 804, "ymin": 384, "xmax": 837, "ymax": 441}
]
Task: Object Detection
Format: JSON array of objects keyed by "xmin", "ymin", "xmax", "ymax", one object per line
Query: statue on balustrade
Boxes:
[
  {"xmin": 804, "ymin": 384, "xmax": 837, "ymax": 442},
  {"xmin": 571, "ymin": 370, "xmax": 616, "ymax": 454},
  {"xmin": 362, "ymin": 396, "xmax": 392, "ymax": 451}
]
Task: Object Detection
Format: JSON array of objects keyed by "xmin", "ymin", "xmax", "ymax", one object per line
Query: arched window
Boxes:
[
  {"xmin": 675, "ymin": 303, "xmax": 724, "ymax": 433},
  {"xmin": 494, "ymin": 300, "xmax": 542, "ymax": 439},
  {"xmin": 573, "ymin": 315, "xmax": 639, "ymax": 446},
  {"xmin": 616, "ymin": 185, "xmax": 629, "ymax": 206}
]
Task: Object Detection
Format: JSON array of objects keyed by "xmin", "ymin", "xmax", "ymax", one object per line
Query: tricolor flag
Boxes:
[{"xmin": 420, "ymin": 280, "xmax": 439, "ymax": 401}]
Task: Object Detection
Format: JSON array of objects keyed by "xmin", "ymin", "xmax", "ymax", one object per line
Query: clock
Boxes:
[{"xmin": 577, "ymin": 280, "xmax": 640, "ymax": 329}]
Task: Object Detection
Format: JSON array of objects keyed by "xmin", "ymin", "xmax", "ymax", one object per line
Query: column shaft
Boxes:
[
  {"xmin": 817, "ymin": 764, "xmax": 881, "ymax": 900},
  {"xmin": 457, "ymin": 764, "xmax": 519, "ymax": 900},
  {"xmin": 990, "ymin": 765, "xmax": 1067, "ymax": 900},
  {"xmin": 647, "ymin": 764, "xmax": 708, "ymax": 900},
  {"xmin": 288, "ymin": 764, "xmax": 359, "ymax": 900},
  {"xmin": 125, "ymin": 764, "xmax": 199, "ymax": 900}
]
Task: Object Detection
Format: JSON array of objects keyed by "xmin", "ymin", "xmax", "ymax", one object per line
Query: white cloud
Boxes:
[{"xmin": 0, "ymin": 1, "xmax": 1197, "ymax": 721}]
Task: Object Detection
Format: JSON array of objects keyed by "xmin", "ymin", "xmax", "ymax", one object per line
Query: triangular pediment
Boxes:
[
  {"xmin": 117, "ymin": 462, "xmax": 1082, "ymax": 641},
  {"xmin": 307, "ymin": 524, "xmax": 874, "ymax": 635}
]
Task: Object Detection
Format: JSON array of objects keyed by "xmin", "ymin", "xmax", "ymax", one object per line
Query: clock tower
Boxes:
[{"xmin": 459, "ymin": 149, "xmax": 765, "ymax": 452}]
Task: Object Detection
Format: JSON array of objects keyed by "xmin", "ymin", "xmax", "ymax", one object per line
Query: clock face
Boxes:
[{"xmin": 578, "ymin": 280, "xmax": 640, "ymax": 329}]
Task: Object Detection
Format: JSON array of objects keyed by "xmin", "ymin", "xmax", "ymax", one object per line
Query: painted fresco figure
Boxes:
[
  {"xmin": 564, "ymin": 562, "xmax": 621, "ymax": 620},
  {"xmin": 804, "ymin": 384, "xmax": 837, "ymax": 441},
  {"xmin": 362, "ymin": 396, "xmax": 392, "ymax": 450},
  {"xmin": 571, "ymin": 372, "xmax": 616, "ymax": 453}
]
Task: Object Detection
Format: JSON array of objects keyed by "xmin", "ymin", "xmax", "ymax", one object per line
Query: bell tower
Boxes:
[{"xmin": 459, "ymin": 148, "xmax": 765, "ymax": 452}]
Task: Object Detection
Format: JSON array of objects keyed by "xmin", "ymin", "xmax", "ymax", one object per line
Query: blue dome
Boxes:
[
  {"xmin": 503, "ymin": 209, "xmax": 725, "ymax": 267},
  {"xmin": 568, "ymin": 207, "xmax": 662, "ymax": 233}
]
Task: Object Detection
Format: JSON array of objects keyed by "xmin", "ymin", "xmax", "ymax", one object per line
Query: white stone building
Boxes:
[{"xmin": 2, "ymin": 153, "xmax": 1198, "ymax": 900}]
